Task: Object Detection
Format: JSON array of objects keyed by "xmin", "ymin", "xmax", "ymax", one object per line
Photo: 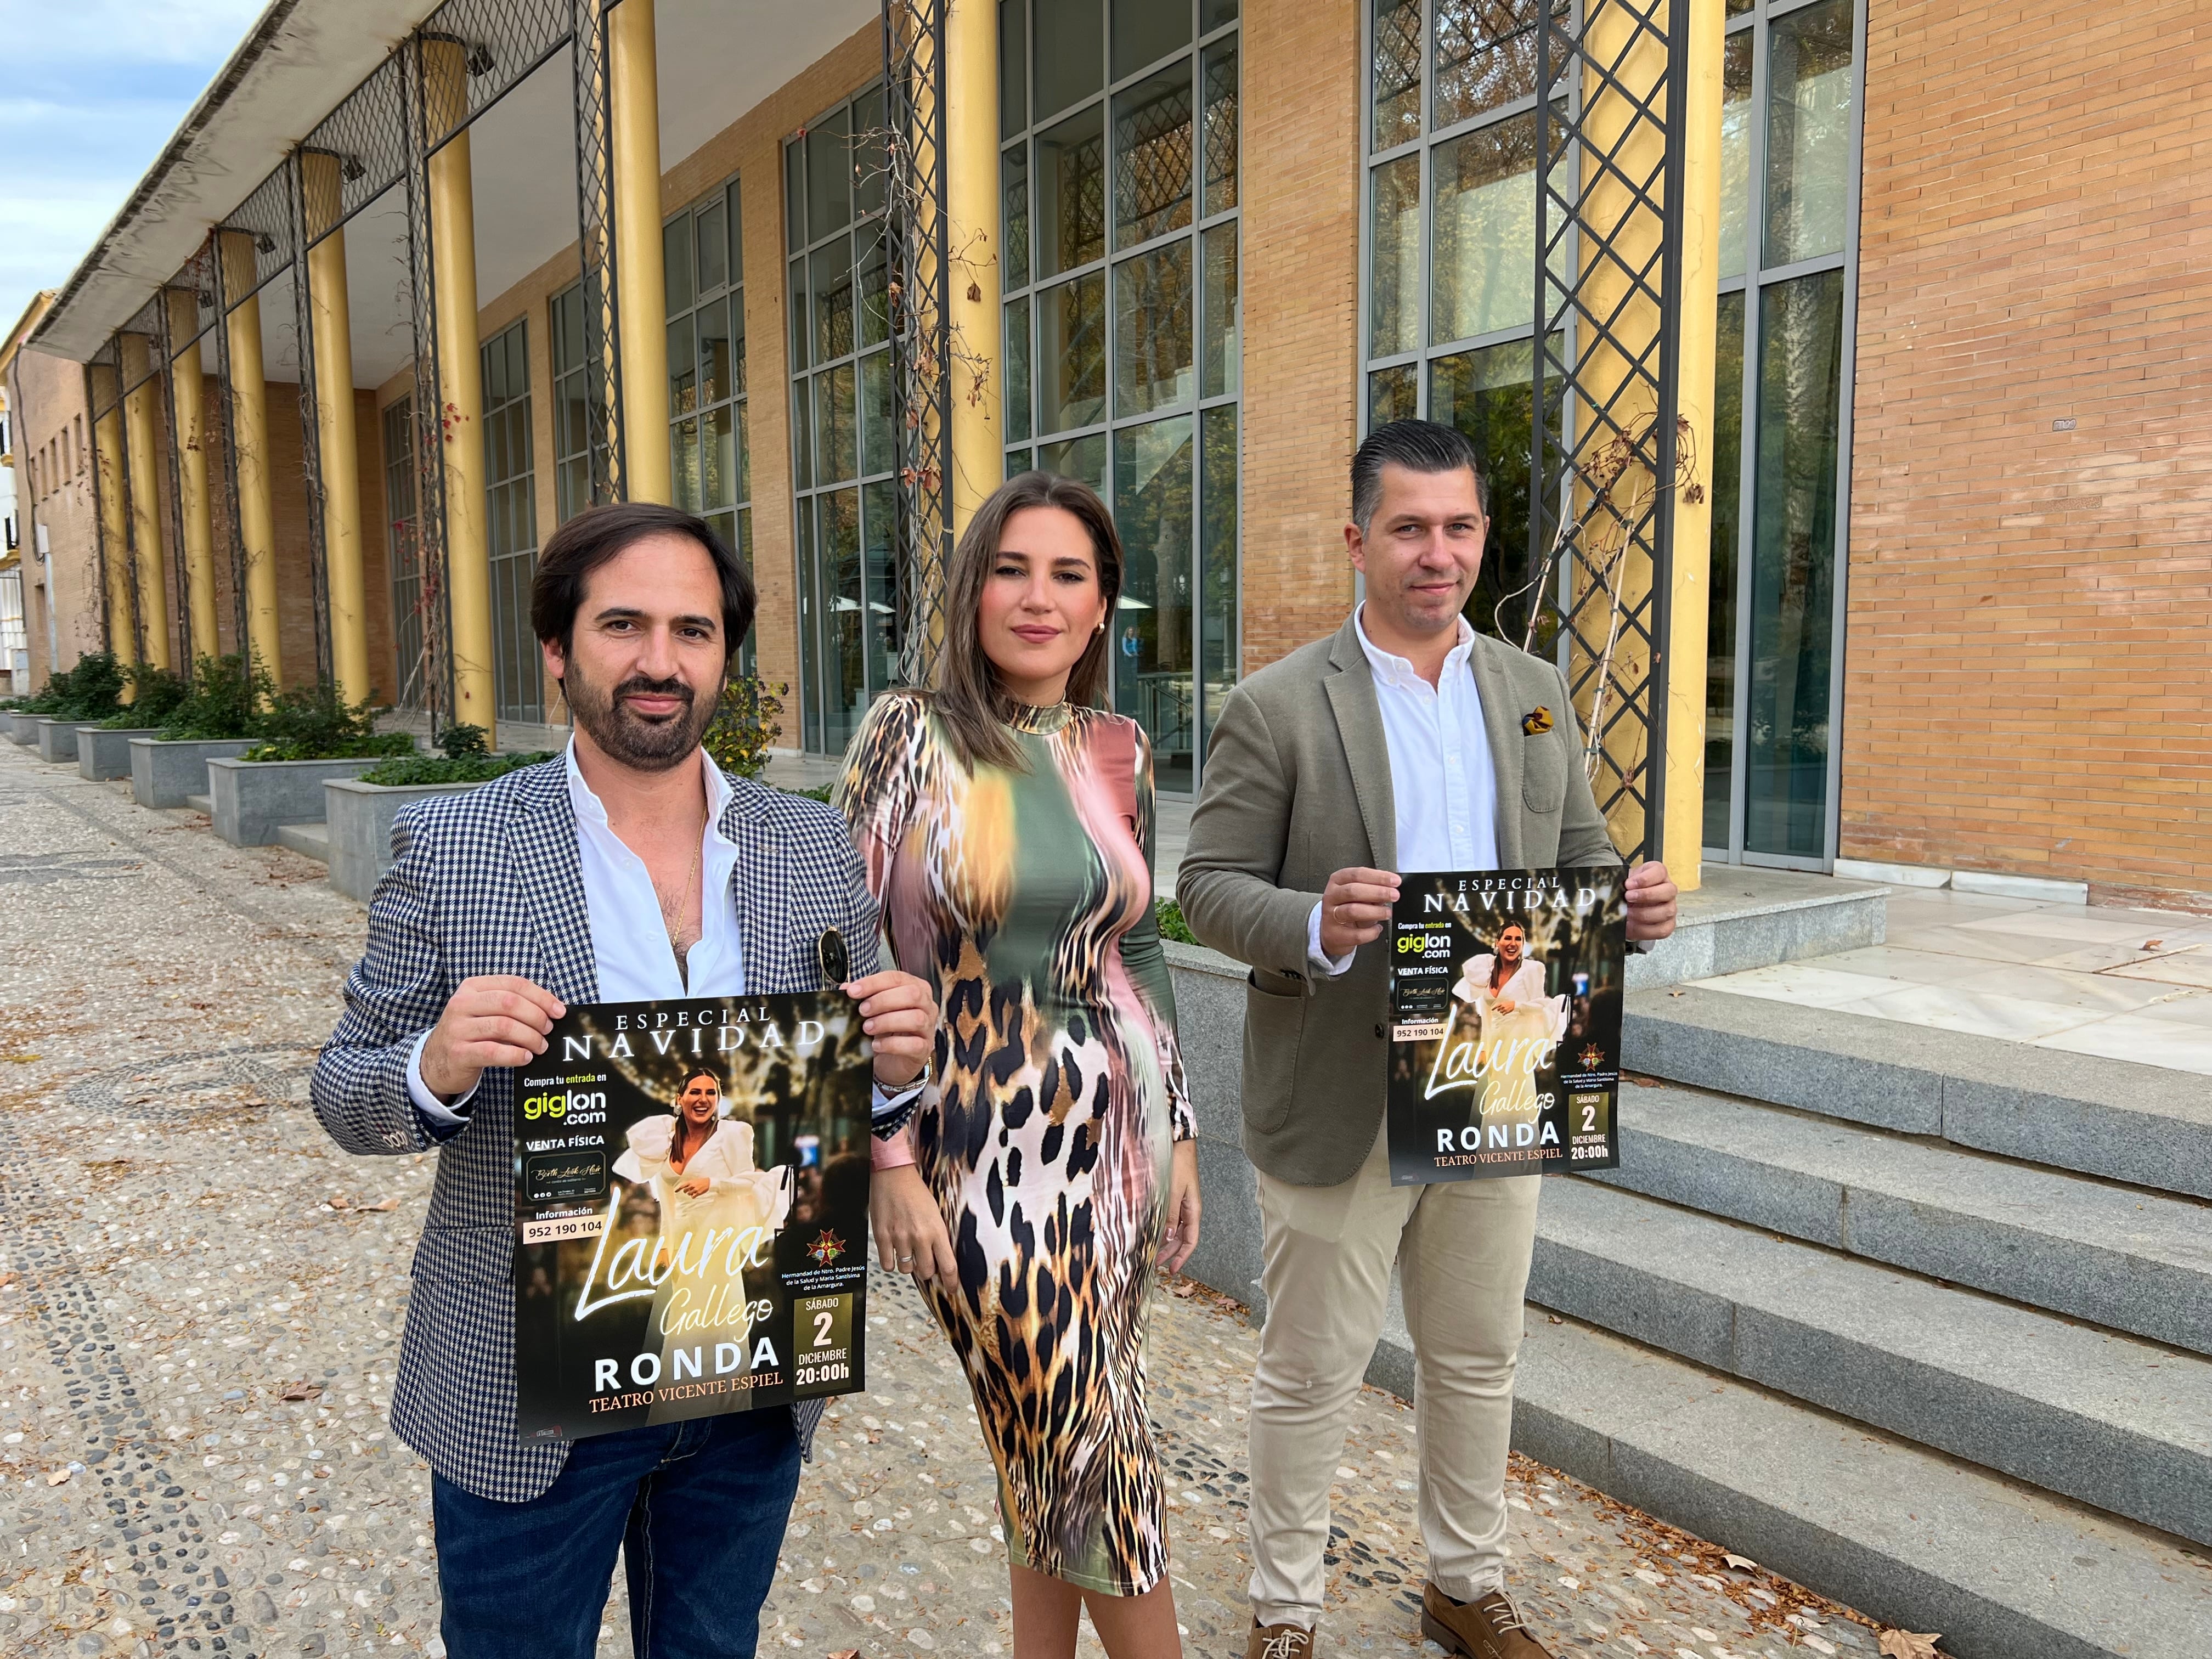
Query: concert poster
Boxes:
[
  {"xmin": 511, "ymin": 993, "xmax": 872, "ymax": 1442},
  {"xmin": 1386, "ymin": 868, "xmax": 1626, "ymax": 1185}
]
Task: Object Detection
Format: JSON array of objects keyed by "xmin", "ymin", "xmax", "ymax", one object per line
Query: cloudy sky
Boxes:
[{"xmin": 0, "ymin": 0, "xmax": 266, "ymax": 338}]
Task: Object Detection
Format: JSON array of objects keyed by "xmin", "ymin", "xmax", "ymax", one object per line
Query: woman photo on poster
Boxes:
[
  {"xmin": 614, "ymin": 1066, "xmax": 793, "ymax": 1242},
  {"xmin": 1452, "ymin": 923, "xmax": 1568, "ymax": 1047}
]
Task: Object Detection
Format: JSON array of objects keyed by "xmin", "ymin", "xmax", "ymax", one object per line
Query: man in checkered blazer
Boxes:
[{"xmin": 313, "ymin": 502, "xmax": 935, "ymax": 1659}]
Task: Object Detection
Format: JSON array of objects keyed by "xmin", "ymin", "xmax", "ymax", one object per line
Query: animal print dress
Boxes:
[{"xmin": 839, "ymin": 690, "xmax": 1194, "ymax": 1596}]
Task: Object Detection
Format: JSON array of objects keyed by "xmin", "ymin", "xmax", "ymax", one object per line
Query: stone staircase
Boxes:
[{"xmin": 1502, "ymin": 985, "xmax": 2212, "ymax": 1659}]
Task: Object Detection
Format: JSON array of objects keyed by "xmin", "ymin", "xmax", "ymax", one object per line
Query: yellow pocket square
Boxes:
[{"xmin": 1522, "ymin": 706, "xmax": 1554, "ymax": 736}]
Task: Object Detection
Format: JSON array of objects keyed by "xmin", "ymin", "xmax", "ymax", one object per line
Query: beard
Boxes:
[{"xmin": 563, "ymin": 656, "xmax": 718, "ymax": 772}]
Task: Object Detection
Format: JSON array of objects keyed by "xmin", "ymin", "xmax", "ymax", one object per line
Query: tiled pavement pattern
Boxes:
[{"xmin": 0, "ymin": 745, "xmax": 1883, "ymax": 1657}]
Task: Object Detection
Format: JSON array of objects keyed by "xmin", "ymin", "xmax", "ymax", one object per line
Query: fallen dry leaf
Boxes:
[
  {"xmin": 1879, "ymin": 1633, "xmax": 1943, "ymax": 1659},
  {"xmin": 365, "ymin": 1198, "xmax": 399, "ymax": 1212},
  {"xmin": 828, "ymin": 1651, "xmax": 860, "ymax": 1659},
  {"xmin": 47, "ymin": 1469, "xmax": 70, "ymax": 1486},
  {"xmin": 279, "ymin": 1384, "xmax": 324, "ymax": 1403},
  {"xmin": 0, "ymin": 1271, "xmax": 18, "ymax": 1291},
  {"xmin": 327, "ymin": 1195, "xmax": 351, "ymax": 1211},
  {"xmin": 2142, "ymin": 939, "xmax": 2163, "ymax": 950},
  {"xmin": 1723, "ymin": 1552, "xmax": 1758, "ymax": 1571}
]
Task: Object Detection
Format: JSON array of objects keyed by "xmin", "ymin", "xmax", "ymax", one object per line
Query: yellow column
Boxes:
[
  {"xmin": 91, "ymin": 366, "xmax": 138, "ymax": 664},
  {"xmin": 425, "ymin": 39, "xmax": 496, "ymax": 738},
  {"xmin": 119, "ymin": 334, "xmax": 173, "ymax": 672},
  {"xmin": 222, "ymin": 232, "xmax": 284, "ymax": 686},
  {"xmin": 946, "ymin": 0, "xmax": 1002, "ymax": 540},
  {"xmin": 304, "ymin": 153, "xmax": 372, "ymax": 706},
  {"xmin": 610, "ymin": 0, "xmax": 669, "ymax": 504},
  {"xmin": 1661, "ymin": 0, "xmax": 1724, "ymax": 890},
  {"xmin": 165, "ymin": 290, "xmax": 221, "ymax": 663}
]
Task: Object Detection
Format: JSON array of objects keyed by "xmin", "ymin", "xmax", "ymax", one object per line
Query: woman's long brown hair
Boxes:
[{"xmin": 929, "ymin": 470, "xmax": 1124, "ymax": 774}]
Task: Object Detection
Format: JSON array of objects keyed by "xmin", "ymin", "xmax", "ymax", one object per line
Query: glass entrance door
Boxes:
[{"xmin": 1703, "ymin": 0, "xmax": 1860, "ymax": 868}]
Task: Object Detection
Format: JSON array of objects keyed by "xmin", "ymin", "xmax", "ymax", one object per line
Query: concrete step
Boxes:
[
  {"xmin": 1590, "ymin": 1082, "xmax": 2212, "ymax": 1357},
  {"xmin": 1506, "ymin": 1312, "xmax": 2212, "ymax": 1659},
  {"xmin": 274, "ymin": 821, "xmax": 330, "ymax": 864},
  {"xmin": 1527, "ymin": 1180, "xmax": 2212, "ymax": 1548},
  {"xmin": 1624, "ymin": 985, "xmax": 2212, "ymax": 1199},
  {"xmin": 184, "ymin": 792, "xmax": 212, "ymax": 815}
]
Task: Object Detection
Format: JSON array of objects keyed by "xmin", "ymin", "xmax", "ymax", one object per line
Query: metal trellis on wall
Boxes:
[
  {"xmin": 286, "ymin": 151, "xmax": 336, "ymax": 687},
  {"xmin": 401, "ymin": 31, "xmax": 458, "ymax": 726},
  {"xmin": 1523, "ymin": 0, "xmax": 1690, "ymax": 865},
  {"xmin": 882, "ymin": 0, "xmax": 952, "ymax": 691},
  {"xmin": 570, "ymin": 0, "xmax": 625, "ymax": 506}
]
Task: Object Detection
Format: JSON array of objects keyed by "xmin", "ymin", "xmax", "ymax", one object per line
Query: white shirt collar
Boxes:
[
  {"xmin": 563, "ymin": 738, "xmax": 737, "ymax": 845},
  {"xmin": 1354, "ymin": 603, "xmax": 1476, "ymax": 693}
]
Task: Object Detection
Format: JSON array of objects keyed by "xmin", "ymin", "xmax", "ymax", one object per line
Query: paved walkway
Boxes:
[{"xmin": 0, "ymin": 743, "xmax": 1884, "ymax": 1658}]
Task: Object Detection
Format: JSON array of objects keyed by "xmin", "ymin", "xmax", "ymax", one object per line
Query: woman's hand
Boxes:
[
  {"xmin": 1159, "ymin": 1141, "xmax": 1201, "ymax": 1275},
  {"xmin": 845, "ymin": 970, "xmax": 938, "ymax": 1090},
  {"xmin": 1493, "ymin": 997, "xmax": 1516, "ymax": 1015},
  {"xmin": 871, "ymin": 1165, "xmax": 958, "ymax": 1285},
  {"xmin": 675, "ymin": 1175, "xmax": 710, "ymax": 1198}
]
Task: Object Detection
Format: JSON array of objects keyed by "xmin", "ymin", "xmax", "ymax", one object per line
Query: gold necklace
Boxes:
[{"xmin": 657, "ymin": 823, "xmax": 706, "ymax": 952}]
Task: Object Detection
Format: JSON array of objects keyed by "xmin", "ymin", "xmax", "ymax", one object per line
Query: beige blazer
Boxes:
[{"xmin": 1176, "ymin": 613, "xmax": 1621, "ymax": 1187}]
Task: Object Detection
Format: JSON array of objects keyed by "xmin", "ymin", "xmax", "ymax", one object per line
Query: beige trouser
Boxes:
[{"xmin": 1246, "ymin": 1128, "xmax": 1543, "ymax": 1630}]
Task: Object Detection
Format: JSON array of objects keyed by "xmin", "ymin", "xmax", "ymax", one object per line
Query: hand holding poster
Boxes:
[
  {"xmin": 512, "ymin": 994, "xmax": 872, "ymax": 1442},
  {"xmin": 1386, "ymin": 868, "xmax": 1626, "ymax": 1185}
]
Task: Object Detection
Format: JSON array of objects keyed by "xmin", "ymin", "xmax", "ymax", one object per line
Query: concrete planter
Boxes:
[
  {"xmin": 129, "ymin": 737, "xmax": 258, "ymax": 809},
  {"xmin": 33, "ymin": 717, "xmax": 83, "ymax": 763},
  {"xmin": 207, "ymin": 755, "xmax": 385, "ymax": 847},
  {"xmin": 6, "ymin": 710, "xmax": 41, "ymax": 745},
  {"xmin": 1163, "ymin": 940, "xmax": 1268, "ymax": 1318},
  {"xmin": 78, "ymin": 727, "xmax": 158, "ymax": 781},
  {"xmin": 324, "ymin": 776, "xmax": 486, "ymax": 901}
]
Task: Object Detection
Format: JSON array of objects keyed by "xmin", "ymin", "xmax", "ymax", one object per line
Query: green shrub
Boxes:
[
  {"xmin": 158, "ymin": 654, "xmax": 268, "ymax": 741},
  {"xmin": 355, "ymin": 749, "xmax": 555, "ymax": 787},
  {"xmin": 702, "ymin": 675, "xmax": 787, "ymax": 780},
  {"xmin": 789, "ymin": 783, "xmax": 834, "ymax": 804},
  {"xmin": 20, "ymin": 651, "xmax": 126, "ymax": 722},
  {"xmin": 437, "ymin": 723, "xmax": 492, "ymax": 760},
  {"xmin": 1155, "ymin": 898, "xmax": 1198, "ymax": 946},
  {"xmin": 100, "ymin": 663, "xmax": 189, "ymax": 728},
  {"xmin": 241, "ymin": 679, "xmax": 413, "ymax": 762}
]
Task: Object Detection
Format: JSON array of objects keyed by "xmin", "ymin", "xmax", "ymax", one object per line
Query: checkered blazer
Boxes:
[{"xmin": 311, "ymin": 758, "xmax": 877, "ymax": 1503}]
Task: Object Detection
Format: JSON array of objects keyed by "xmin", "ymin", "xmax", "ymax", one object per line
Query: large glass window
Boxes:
[
  {"xmin": 382, "ymin": 396, "xmax": 425, "ymax": 709},
  {"xmin": 550, "ymin": 283, "xmax": 610, "ymax": 523},
  {"xmin": 1704, "ymin": 0, "xmax": 1859, "ymax": 867},
  {"xmin": 482, "ymin": 320, "xmax": 541, "ymax": 725},
  {"xmin": 1002, "ymin": 0, "xmax": 1242, "ymax": 793},
  {"xmin": 1359, "ymin": 1, "xmax": 1568, "ymax": 648},
  {"xmin": 787, "ymin": 88, "xmax": 893, "ymax": 758},
  {"xmin": 666, "ymin": 177, "xmax": 753, "ymax": 670}
]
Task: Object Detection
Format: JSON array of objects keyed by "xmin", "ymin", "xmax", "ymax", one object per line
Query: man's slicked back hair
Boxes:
[
  {"xmin": 531, "ymin": 500, "xmax": 756, "ymax": 670},
  {"xmin": 1351, "ymin": 419, "xmax": 1488, "ymax": 533}
]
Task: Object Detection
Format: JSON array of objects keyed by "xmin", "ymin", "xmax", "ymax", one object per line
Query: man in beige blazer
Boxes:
[{"xmin": 1179, "ymin": 420, "xmax": 1678, "ymax": 1659}]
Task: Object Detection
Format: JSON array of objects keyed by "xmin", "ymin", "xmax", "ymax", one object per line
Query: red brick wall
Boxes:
[
  {"xmin": 1238, "ymin": 0, "xmax": 1363, "ymax": 670},
  {"xmin": 1842, "ymin": 0, "xmax": 2212, "ymax": 907}
]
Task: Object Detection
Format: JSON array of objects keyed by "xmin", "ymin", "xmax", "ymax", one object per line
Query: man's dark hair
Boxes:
[
  {"xmin": 530, "ymin": 500, "xmax": 755, "ymax": 669},
  {"xmin": 1351, "ymin": 419, "xmax": 1489, "ymax": 534}
]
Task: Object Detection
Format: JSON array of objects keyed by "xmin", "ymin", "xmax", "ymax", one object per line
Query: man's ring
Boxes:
[{"xmin": 898, "ymin": 1253, "xmax": 914, "ymax": 1265}]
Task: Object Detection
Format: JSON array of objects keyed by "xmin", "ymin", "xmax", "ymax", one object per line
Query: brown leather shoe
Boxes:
[
  {"xmin": 1244, "ymin": 1620, "xmax": 1314, "ymax": 1659},
  {"xmin": 1419, "ymin": 1583, "xmax": 1554, "ymax": 1659}
]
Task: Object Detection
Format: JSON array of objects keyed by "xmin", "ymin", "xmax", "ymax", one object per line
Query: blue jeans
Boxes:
[{"xmin": 432, "ymin": 1407, "xmax": 801, "ymax": 1659}]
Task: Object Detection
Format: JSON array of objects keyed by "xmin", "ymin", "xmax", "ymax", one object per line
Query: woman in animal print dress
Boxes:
[{"xmin": 839, "ymin": 471, "xmax": 1199, "ymax": 1658}]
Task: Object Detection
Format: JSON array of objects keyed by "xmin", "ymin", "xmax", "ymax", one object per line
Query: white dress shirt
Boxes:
[
  {"xmin": 407, "ymin": 742, "xmax": 914, "ymax": 1128},
  {"xmin": 1309, "ymin": 605, "xmax": 1501, "ymax": 976}
]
